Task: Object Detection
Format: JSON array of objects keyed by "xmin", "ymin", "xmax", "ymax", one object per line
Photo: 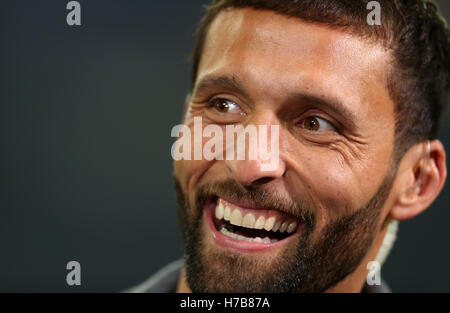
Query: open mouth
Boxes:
[{"xmin": 205, "ymin": 197, "xmax": 303, "ymax": 250}]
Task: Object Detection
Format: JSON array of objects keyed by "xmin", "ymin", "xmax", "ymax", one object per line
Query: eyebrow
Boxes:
[
  {"xmin": 193, "ymin": 74, "xmax": 250, "ymax": 99},
  {"xmin": 193, "ymin": 74, "xmax": 358, "ymax": 128}
]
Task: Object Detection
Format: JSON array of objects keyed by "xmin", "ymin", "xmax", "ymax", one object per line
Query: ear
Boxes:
[{"xmin": 389, "ymin": 140, "xmax": 447, "ymax": 221}]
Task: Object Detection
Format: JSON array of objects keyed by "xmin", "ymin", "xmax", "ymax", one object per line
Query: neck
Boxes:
[{"xmin": 176, "ymin": 266, "xmax": 191, "ymax": 293}]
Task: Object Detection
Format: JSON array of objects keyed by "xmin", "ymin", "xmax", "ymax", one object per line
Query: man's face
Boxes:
[{"xmin": 174, "ymin": 8, "xmax": 396, "ymax": 292}]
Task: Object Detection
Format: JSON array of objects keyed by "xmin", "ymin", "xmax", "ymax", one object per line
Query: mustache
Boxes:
[{"xmin": 195, "ymin": 178, "xmax": 315, "ymax": 227}]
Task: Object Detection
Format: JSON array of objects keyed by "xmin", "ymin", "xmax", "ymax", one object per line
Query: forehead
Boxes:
[{"xmin": 197, "ymin": 8, "xmax": 394, "ymax": 120}]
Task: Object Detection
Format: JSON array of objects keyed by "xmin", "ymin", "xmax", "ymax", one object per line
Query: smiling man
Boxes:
[{"xmin": 131, "ymin": 0, "xmax": 450, "ymax": 293}]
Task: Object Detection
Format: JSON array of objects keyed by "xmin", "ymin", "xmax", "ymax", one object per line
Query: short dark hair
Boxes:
[{"xmin": 190, "ymin": 0, "xmax": 450, "ymax": 159}]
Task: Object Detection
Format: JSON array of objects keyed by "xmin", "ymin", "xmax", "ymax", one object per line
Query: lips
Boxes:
[{"xmin": 204, "ymin": 197, "xmax": 303, "ymax": 252}]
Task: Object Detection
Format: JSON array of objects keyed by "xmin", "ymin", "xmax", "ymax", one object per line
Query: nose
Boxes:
[
  {"xmin": 226, "ymin": 155, "xmax": 286, "ymax": 186},
  {"xmin": 224, "ymin": 114, "xmax": 286, "ymax": 187}
]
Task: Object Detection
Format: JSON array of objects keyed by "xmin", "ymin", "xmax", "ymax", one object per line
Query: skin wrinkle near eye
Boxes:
[
  {"xmin": 328, "ymin": 138, "xmax": 375, "ymax": 196},
  {"xmin": 328, "ymin": 144, "xmax": 365, "ymax": 204},
  {"xmin": 286, "ymin": 124, "xmax": 368, "ymax": 167},
  {"xmin": 189, "ymin": 102, "xmax": 203, "ymax": 116},
  {"xmin": 329, "ymin": 138, "xmax": 370, "ymax": 166}
]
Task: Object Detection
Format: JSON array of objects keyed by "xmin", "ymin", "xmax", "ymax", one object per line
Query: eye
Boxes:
[
  {"xmin": 208, "ymin": 98, "xmax": 244, "ymax": 115},
  {"xmin": 298, "ymin": 116, "xmax": 336, "ymax": 132}
]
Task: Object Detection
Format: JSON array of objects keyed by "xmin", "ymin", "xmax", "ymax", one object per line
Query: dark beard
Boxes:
[{"xmin": 175, "ymin": 170, "xmax": 395, "ymax": 293}]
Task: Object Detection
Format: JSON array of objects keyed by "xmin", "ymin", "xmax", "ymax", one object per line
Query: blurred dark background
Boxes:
[{"xmin": 0, "ymin": 0, "xmax": 449, "ymax": 292}]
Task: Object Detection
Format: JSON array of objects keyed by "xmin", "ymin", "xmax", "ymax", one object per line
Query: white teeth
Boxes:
[
  {"xmin": 215, "ymin": 202, "xmax": 224, "ymax": 220},
  {"xmin": 219, "ymin": 227, "xmax": 276, "ymax": 244},
  {"xmin": 214, "ymin": 201, "xmax": 299, "ymax": 235},
  {"xmin": 272, "ymin": 220, "xmax": 281, "ymax": 232},
  {"xmin": 219, "ymin": 226, "xmax": 248, "ymax": 242},
  {"xmin": 263, "ymin": 217, "xmax": 275, "ymax": 231},
  {"xmin": 242, "ymin": 213, "xmax": 256, "ymax": 228},
  {"xmin": 262, "ymin": 237, "xmax": 272, "ymax": 244},
  {"xmin": 223, "ymin": 206, "xmax": 231, "ymax": 221},
  {"xmin": 254, "ymin": 216, "xmax": 265, "ymax": 229},
  {"xmin": 230, "ymin": 209, "xmax": 243, "ymax": 226},
  {"xmin": 279, "ymin": 221, "xmax": 289, "ymax": 233},
  {"xmin": 220, "ymin": 226, "xmax": 246, "ymax": 241},
  {"xmin": 286, "ymin": 221, "xmax": 297, "ymax": 234}
]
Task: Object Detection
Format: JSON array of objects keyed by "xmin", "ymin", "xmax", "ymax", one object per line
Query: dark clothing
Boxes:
[{"xmin": 127, "ymin": 259, "xmax": 391, "ymax": 293}]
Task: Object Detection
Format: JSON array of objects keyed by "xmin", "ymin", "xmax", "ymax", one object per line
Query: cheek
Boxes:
[
  {"xmin": 174, "ymin": 158, "xmax": 214, "ymax": 216},
  {"xmin": 287, "ymin": 150, "xmax": 384, "ymax": 227},
  {"xmin": 173, "ymin": 119, "xmax": 228, "ymax": 200},
  {"xmin": 308, "ymin": 165, "xmax": 360, "ymax": 224},
  {"xmin": 172, "ymin": 121, "xmax": 208, "ymax": 191},
  {"xmin": 314, "ymin": 167, "xmax": 360, "ymax": 215},
  {"xmin": 174, "ymin": 159, "xmax": 211, "ymax": 194}
]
